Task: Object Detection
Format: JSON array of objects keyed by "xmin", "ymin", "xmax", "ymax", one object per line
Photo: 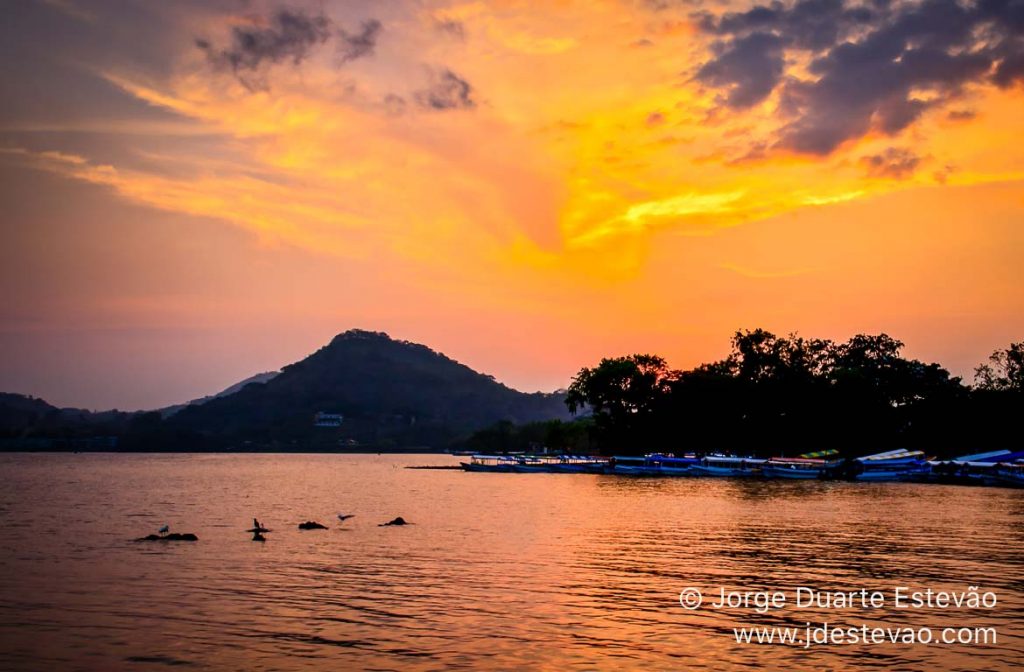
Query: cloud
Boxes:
[
  {"xmin": 414, "ymin": 69, "xmax": 476, "ymax": 110},
  {"xmin": 697, "ymin": 0, "xmax": 874, "ymax": 51},
  {"xmin": 947, "ymin": 109, "xmax": 976, "ymax": 121},
  {"xmin": 434, "ymin": 18, "xmax": 466, "ymax": 40},
  {"xmin": 695, "ymin": 31, "xmax": 786, "ymax": 108},
  {"xmin": 338, "ymin": 19, "xmax": 382, "ymax": 64},
  {"xmin": 693, "ymin": 0, "xmax": 1024, "ymax": 155},
  {"xmin": 860, "ymin": 147, "xmax": 923, "ymax": 179},
  {"xmin": 197, "ymin": 9, "xmax": 332, "ymax": 77},
  {"xmin": 197, "ymin": 10, "xmax": 383, "ymax": 88}
]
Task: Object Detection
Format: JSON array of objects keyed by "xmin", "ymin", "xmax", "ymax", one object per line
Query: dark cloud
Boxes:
[
  {"xmin": 197, "ymin": 10, "xmax": 383, "ymax": 89},
  {"xmin": 699, "ymin": 0, "xmax": 876, "ymax": 51},
  {"xmin": 338, "ymin": 19, "xmax": 381, "ymax": 63},
  {"xmin": 693, "ymin": 0, "xmax": 1024, "ymax": 155},
  {"xmin": 947, "ymin": 109, "xmax": 977, "ymax": 120},
  {"xmin": 695, "ymin": 31, "xmax": 786, "ymax": 108},
  {"xmin": 860, "ymin": 147, "xmax": 923, "ymax": 179},
  {"xmin": 644, "ymin": 0, "xmax": 705, "ymax": 10},
  {"xmin": 435, "ymin": 19, "xmax": 466, "ymax": 40},
  {"xmin": 382, "ymin": 93, "xmax": 407, "ymax": 115},
  {"xmin": 198, "ymin": 9, "xmax": 331, "ymax": 76},
  {"xmin": 414, "ymin": 69, "xmax": 476, "ymax": 110}
]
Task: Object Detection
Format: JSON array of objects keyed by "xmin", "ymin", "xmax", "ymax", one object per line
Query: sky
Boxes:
[{"xmin": 1, "ymin": 0, "xmax": 1022, "ymax": 410}]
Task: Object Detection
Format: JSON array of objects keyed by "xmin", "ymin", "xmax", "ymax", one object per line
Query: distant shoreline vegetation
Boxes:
[
  {"xmin": 0, "ymin": 329, "xmax": 1020, "ymax": 457},
  {"xmin": 466, "ymin": 330, "xmax": 1023, "ymax": 459}
]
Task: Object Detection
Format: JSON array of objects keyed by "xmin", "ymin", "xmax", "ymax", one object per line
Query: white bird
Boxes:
[
  {"xmin": 158, "ymin": 524, "xmax": 169, "ymax": 535},
  {"xmin": 337, "ymin": 513, "xmax": 355, "ymax": 523}
]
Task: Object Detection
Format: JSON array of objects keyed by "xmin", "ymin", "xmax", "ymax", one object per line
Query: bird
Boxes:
[
  {"xmin": 158, "ymin": 524, "xmax": 169, "ymax": 535},
  {"xmin": 337, "ymin": 513, "xmax": 355, "ymax": 523}
]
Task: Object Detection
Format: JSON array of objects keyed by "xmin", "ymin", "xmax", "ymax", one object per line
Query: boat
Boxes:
[
  {"xmin": 994, "ymin": 461, "xmax": 1024, "ymax": 488},
  {"xmin": 460, "ymin": 455, "xmax": 519, "ymax": 472},
  {"xmin": 852, "ymin": 449, "xmax": 929, "ymax": 482},
  {"xmin": 916, "ymin": 450, "xmax": 1024, "ymax": 486},
  {"xmin": 546, "ymin": 455, "xmax": 608, "ymax": 473},
  {"xmin": 762, "ymin": 458, "xmax": 830, "ymax": 479},
  {"xmin": 510, "ymin": 457, "xmax": 552, "ymax": 473},
  {"xmin": 763, "ymin": 451, "xmax": 842, "ymax": 479},
  {"xmin": 654, "ymin": 455, "xmax": 698, "ymax": 476},
  {"xmin": 688, "ymin": 455, "xmax": 765, "ymax": 477},
  {"xmin": 461, "ymin": 453, "xmax": 609, "ymax": 473},
  {"xmin": 606, "ymin": 453, "xmax": 697, "ymax": 476}
]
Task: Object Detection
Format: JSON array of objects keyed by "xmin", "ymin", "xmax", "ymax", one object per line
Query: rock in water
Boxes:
[
  {"xmin": 298, "ymin": 521, "xmax": 328, "ymax": 530},
  {"xmin": 135, "ymin": 532, "xmax": 198, "ymax": 542},
  {"xmin": 379, "ymin": 517, "xmax": 408, "ymax": 526}
]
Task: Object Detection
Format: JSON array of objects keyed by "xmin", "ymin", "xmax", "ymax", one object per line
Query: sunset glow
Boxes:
[{"xmin": 2, "ymin": 0, "xmax": 1022, "ymax": 408}]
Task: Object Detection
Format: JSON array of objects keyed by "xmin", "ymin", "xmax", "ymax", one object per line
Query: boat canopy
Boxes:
[
  {"xmin": 983, "ymin": 450, "xmax": 1024, "ymax": 463},
  {"xmin": 768, "ymin": 457, "xmax": 832, "ymax": 465},
  {"xmin": 856, "ymin": 449, "xmax": 925, "ymax": 463},
  {"xmin": 954, "ymin": 449, "xmax": 1011, "ymax": 462},
  {"xmin": 800, "ymin": 449, "xmax": 840, "ymax": 459},
  {"xmin": 702, "ymin": 456, "xmax": 767, "ymax": 465}
]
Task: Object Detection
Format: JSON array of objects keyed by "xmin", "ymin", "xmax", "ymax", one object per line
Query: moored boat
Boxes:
[
  {"xmin": 994, "ymin": 461, "xmax": 1024, "ymax": 488},
  {"xmin": 460, "ymin": 455, "xmax": 519, "ymax": 472},
  {"xmin": 688, "ymin": 455, "xmax": 765, "ymax": 477},
  {"xmin": 917, "ymin": 450, "xmax": 1024, "ymax": 486},
  {"xmin": 762, "ymin": 458, "xmax": 828, "ymax": 479},
  {"xmin": 852, "ymin": 449, "xmax": 929, "ymax": 482},
  {"xmin": 606, "ymin": 453, "xmax": 698, "ymax": 476},
  {"xmin": 462, "ymin": 453, "xmax": 609, "ymax": 473},
  {"xmin": 763, "ymin": 451, "xmax": 842, "ymax": 479}
]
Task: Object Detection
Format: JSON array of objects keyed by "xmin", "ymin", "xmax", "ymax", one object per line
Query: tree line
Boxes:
[{"xmin": 466, "ymin": 331, "xmax": 1022, "ymax": 458}]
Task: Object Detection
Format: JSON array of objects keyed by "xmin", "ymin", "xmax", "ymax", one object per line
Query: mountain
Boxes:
[
  {"xmin": 159, "ymin": 371, "xmax": 280, "ymax": 417},
  {"xmin": 0, "ymin": 392, "xmax": 131, "ymax": 450},
  {"xmin": 0, "ymin": 393, "xmax": 59, "ymax": 434},
  {"xmin": 168, "ymin": 330, "xmax": 570, "ymax": 448}
]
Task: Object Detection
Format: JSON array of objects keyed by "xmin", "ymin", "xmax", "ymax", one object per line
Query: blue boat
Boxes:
[
  {"xmin": 917, "ymin": 450, "xmax": 1024, "ymax": 486},
  {"xmin": 607, "ymin": 453, "xmax": 698, "ymax": 476},
  {"xmin": 688, "ymin": 455, "xmax": 765, "ymax": 477},
  {"xmin": 763, "ymin": 450, "xmax": 842, "ymax": 479},
  {"xmin": 994, "ymin": 461, "xmax": 1024, "ymax": 488},
  {"xmin": 853, "ymin": 449, "xmax": 929, "ymax": 482}
]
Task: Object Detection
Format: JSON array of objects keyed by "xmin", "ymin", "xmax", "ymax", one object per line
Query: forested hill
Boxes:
[{"xmin": 167, "ymin": 330, "xmax": 570, "ymax": 447}]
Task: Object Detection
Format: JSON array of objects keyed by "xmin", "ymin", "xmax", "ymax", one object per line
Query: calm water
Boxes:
[{"xmin": 0, "ymin": 453, "xmax": 1022, "ymax": 671}]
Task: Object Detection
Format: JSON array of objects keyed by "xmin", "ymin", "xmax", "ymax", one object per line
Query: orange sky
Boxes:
[{"xmin": 1, "ymin": 0, "xmax": 1022, "ymax": 409}]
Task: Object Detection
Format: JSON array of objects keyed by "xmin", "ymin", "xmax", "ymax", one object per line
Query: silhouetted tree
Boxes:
[
  {"xmin": 974, "ymin": 341, "xmax": 1024, "ymax": 391},
  {"xmin": 566, "ymin": 354, "xmax": 674, "ymax": 450}
]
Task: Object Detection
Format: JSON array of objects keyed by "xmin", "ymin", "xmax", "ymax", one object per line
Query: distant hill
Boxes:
[
  {"xmin": 0, "ymin": 393, "xmax": 59, "ymax": 433},
  {"xmin": 0, "ymin": 392, "xmax": 131, "ymax": 450},
  {"xmin": 159, "ymin": 371, "xmax": 280, "ymax": 418},
  {"xmin": 168, "ymin": 330, "xmax": 570, "ymax": 448}
]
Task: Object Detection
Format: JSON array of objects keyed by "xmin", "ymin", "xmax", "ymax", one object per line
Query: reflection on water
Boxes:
[{"xmin": 0, "ymin": 453, "xmax": 1021, "ymax": 670}]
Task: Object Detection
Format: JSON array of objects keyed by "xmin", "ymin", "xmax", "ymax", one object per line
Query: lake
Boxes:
[{"xmin": 0, "ymin": 453, "xmax": 1021, "ymax": 671}]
